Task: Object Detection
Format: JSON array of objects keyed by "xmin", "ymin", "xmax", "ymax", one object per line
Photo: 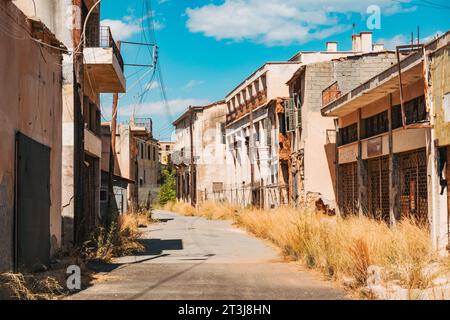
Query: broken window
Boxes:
[
  {"xmin": 220, "ymin": 122, "xmax": 226, "ymax": 144},
  {"xmin": 265, "ymin": 118, "xmax": 272, "ymax": 147},
  {"xmin": 284, "ymin": 99, "xmax": 296, "ymax": 132},
  {"xmin": 340, "ymin": 123, "xmax": 358, "ymax": 146},
  {"xmin": 392, "ymin": 95, "xmax": 427, "ymax": 129},
  {"xmin": 363, "ymin": 111, "xmax": 389, "ymax": 139}
]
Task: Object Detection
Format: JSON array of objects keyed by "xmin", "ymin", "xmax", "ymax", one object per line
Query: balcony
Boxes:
[
  {"xmin": 133, "ymin": 118, "xmax": 153, "ymax": 134},
  {"xmin": 83, "ymin": 26, "xmax": 126, "ymax": 93}
]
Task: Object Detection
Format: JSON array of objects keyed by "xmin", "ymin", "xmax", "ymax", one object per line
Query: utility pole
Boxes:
[
  {"xmin": 249, "ymin": 102, "xmax": 255, "ymax": 206},
  {"xmin": 107, "ymin": 41, "xmax": 121, "ymax": 223},
  {"xmin": 189, "ymin": 107, "xmax": 195, "ymax": 207}
]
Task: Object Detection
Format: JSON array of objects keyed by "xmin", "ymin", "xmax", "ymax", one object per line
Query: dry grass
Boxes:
[
  {"xmin": 165, "ymin": 201, "xmax": 444, "ymax": 292},
  {"xmin": 0, "ymin": 272, "xmax": 65, "ymax": 300},
  {"xmin": 81, "ymin": 211, "xmax": 153, "ymax": 262},
  {"xmin": 163, "ymin": 200, "xmax": 236, "ymax": 220}
]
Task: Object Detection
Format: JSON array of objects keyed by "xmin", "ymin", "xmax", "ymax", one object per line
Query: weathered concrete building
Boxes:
[
  {"xmin": 159, "ymin": 141, "xmax": 175, "ymax": 167},
  {"xmin": 14, "ymin": 0, "xmax": 126, "ymax": 246},
  {"xmin": 172, "ymin": 101, "xmax": 227, "ymax": 205},
  {"xmin": 101, "ymin": 119, "xmax": 159, "ymax": 213},
  {"xmin": 224, "ymin": 63, "xmax": 300, "ymax": 208},
  {"xmin": 0, "ymin": 0, "xmax": 64, "ymax": 271},
  {"xmin": 322, "ymin": 32, "xmax": 450, "ymax": 252},
  {"xmin": 286, "ymin": 33, "xmax": 400, "ymax": 210},
  {"xmin": 100, "ymin": 124, "xmax": 132, "ymax": 217},
  {"xmin": 222, "ymin": 34, "xmax": 387, "ymax": 209},
  {"xmin": 132, "ymin": 119, "xmax": 160, "ymax": 208}
]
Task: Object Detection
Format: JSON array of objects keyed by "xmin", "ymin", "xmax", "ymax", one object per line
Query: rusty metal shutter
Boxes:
[
  {"xmin": 340, "ymin": 162, "xmax": 358, "ymax": 215},
  {"xmin": 398, "ymin": 149, "xmax": 428, "ymax": 223},
  {"xmin": 367, "ymin": 156, "xmax": 390, "ymax": 221}
]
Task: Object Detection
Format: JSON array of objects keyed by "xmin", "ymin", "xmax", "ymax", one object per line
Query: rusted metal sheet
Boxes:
[{"xmin": 322, "ymin": 81, "xmax": 341, "ymax": 107}]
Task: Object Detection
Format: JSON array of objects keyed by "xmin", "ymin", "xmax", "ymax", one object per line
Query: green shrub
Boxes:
[{"xmin": 158, "ymin": 169, "xmax": 176, "ymax": 205}]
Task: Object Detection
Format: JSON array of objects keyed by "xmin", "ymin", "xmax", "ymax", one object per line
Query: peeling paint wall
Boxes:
[
  {"xmin": 432, "ymin": 44, "xmax": 450, "ymax": 147},
  {"xmin": 0, "ymin": 1, "xmax": 62, "ymax": 271},
  {"xmin": 196, "ymin": 103, "xmax": 228, "ymax": 201}
]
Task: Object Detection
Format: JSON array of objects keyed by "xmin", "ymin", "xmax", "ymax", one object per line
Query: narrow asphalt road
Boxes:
[{"xmin": 69, "ymin": 210, "xmax": 347, "ymax": 300}]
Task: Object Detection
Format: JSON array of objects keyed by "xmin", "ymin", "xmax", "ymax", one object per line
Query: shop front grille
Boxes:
[
  {"xmin": 367, "ymin": 156, "xmax": 390, "ymax": 221},
  {"xmin": 340, "ymin": 162, "xmax": 358, "ymax": 215},
  {"xmin": 398, "ymin": 149, "xmax": 428, "ymax": 223}
]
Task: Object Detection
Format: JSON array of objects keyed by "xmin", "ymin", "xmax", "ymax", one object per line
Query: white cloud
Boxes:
[
  {"xmin": 183, "ymin": 80, "xmax": 205, "ymax": 91},
  {"xmin": 422, "ymin": 30, "xmax": 443, "ymax": 43},
  {"xmin": 101, "ymin": 13, "xmax": 165, "ymax": 41},
  {"xmin": 376, "ymin": 30, "xmax": 443, "ymax": 50},
  {"xmin": 376, "ymin": 34, "xmax": 408, "ymax": 50},
  {"xmin": 101, "ymin": 19, "xmax": 141, "ymax": 41},
  {"xmin": 186, "ymin": 0, "xmax": 415, "ymax": 46}
]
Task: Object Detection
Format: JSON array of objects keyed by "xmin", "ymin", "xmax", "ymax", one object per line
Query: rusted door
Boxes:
[
  {"xmin": 15, "ymin": 133, "xmax": 50, "ymax": 272},
  {"xmin": 367, "ymin": 156, "xmax": 389, "ymax": 221},
  {"xmin": 398, "ymin": 149, "xmax": 427, "ymax": 223}
]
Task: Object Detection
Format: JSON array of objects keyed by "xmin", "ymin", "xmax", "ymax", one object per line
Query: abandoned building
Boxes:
[
  {"xmin": 0, "ymin": 0, "xmax": 64, "ymax": 271},
  {"xmin": 132, "ymin": 118, "xmax": 160, "ymax": 208},
  {"xmin": 172, "ymin": 101, "xmax": 227, "ymax": 205},
  {"xmin": 100, "ymin": 124, "xmax": 132, "ymax": 217},
  {"xmin": 101, "ymin": 118, "xmax": 159, "ymax": 214},
  {"xmin": 286, "ymin": 32, "xmax": 401, "ymax": 210},
  {"xmin": 14, "ymin": 0, "xmax": 126, "ymax": 247},
  {"xmin": 322, "ymin": 32, "xmax": 450, "ymax": 252},
  {"xmin": 223, "ymin": 63, "xmax": 300, "ymax": 208},
  {"xmin": 159, "ymin": 141, "xmax": 175, "ymax": 167},
  {"xmin": 220, "ymin": 33, "xmax": 387, "ymax": 209}
]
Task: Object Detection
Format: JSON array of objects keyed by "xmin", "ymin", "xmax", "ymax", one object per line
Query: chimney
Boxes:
[
  {"xmin": 352, "ymin": 34, "xmax": 361, "ymax": 52},
  {"xmin": 360, "ymin": 32, "xmax": 373, "ymax": 52},
  {"xmin": 326, "ymin": 41, "xmax": 338, "ymax": 52},
  {"xmin": 373, "ymin": 43, "xmax": 384, "ymax": 52}
]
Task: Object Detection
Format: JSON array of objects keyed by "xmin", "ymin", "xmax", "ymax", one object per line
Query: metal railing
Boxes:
[{"xmin": 86, "ymin": 26, "xmax": 124, "ymax": 71}]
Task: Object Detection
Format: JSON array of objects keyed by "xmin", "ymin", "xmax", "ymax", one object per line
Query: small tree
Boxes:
[{"xmin": 158, "ymin": 169, "xmax": 176, "ymax": 205}]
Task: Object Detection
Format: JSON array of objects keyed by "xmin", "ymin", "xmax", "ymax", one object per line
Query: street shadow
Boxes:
[
  {"xmin": 85, "ymin": 239, "xmax": 183, "ymax": 273},
  {"xmin": 153, "ymin": 218, "xmax": 174, "ymax": 223},
  {"xmin": 136, "ymin": 238, "xmax": 183, "ymax": 256}
]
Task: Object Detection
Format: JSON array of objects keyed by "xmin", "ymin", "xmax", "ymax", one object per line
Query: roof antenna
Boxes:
[
  {"xmin": 417, "ymin": 26, "xmax": 420, "ymax": 45},
  {"xmin": 352, "ymin": 23, "xmax": 356, "ymax": 36}
]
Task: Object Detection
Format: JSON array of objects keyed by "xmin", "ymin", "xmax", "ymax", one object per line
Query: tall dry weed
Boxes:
[{"xmin": 166, "ymin": 201, "xmax": 441, "ymax": 290}]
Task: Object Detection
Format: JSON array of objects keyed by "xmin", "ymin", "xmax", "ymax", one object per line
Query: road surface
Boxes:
[{"xmin": 69, "ymin": 210, "xmax": 347, "ymax": 300}]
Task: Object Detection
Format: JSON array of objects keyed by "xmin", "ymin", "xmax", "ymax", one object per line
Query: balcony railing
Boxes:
[{"xmin": 86, "ymin": 26, "xmax": 124, "ymax": 72}]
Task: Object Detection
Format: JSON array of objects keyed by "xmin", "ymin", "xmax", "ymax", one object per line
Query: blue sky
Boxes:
[{"xmin": 99, "ymin": 0, "xmax": 450, "ymax": 141}]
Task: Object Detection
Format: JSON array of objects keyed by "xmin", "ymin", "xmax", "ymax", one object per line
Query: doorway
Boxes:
[{"xmin": 14, "ymin": 133, "xmax": 51, "ymax": 272}]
